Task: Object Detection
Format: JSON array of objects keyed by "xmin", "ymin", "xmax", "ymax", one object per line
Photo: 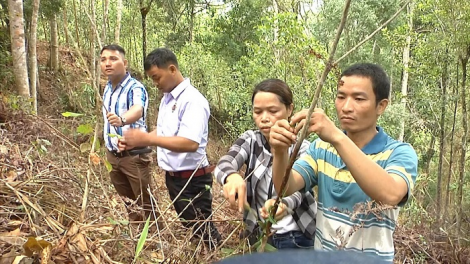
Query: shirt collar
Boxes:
[
  {"xmin": 360, "ymin": 126, "xmax": 387, "ymax": 154},
  {"xmin": 107, "ymin": 72, "xmax": 130, "ymax": 89},
  {"xmin": 168, "ymin": 78, "xmax": 190, "ymax": 101}
]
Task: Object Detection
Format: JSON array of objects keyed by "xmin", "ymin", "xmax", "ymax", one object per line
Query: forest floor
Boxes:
[{"xmin": 0, "ymin": 42, "xmax": 469, "ymax": 263}]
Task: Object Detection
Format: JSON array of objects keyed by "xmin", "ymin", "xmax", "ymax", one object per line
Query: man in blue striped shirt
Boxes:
[
  {"xmin": 269, "ymin": 63, "xmax": 418, "ymax": 262},
  {"xmin": 100, "ymin": 44, "xmax": 153, "ymax": 222}
]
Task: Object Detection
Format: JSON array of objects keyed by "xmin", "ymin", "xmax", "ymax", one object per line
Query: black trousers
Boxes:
[{"xmin": 165, "ymin": 172, "xmax": 221, "ymax": 241}]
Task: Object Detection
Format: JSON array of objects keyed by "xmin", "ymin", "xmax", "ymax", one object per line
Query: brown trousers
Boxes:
[{"xmin": 106, "ymin": 150, "xmax": 153, "ymax": 220}]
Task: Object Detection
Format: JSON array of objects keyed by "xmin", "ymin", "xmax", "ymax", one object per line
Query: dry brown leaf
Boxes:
[
  {"xmin": 70, "ymin": 233, "xmax": 88, "ymax": 252},
  {"xmin": 23, "ymin": 237, "xmax": 52, "ymax": 258},
  {"xmin": 90, "ymin": 153, "xmax": 100, "ymax": 165},
  {"xmin": 11, "ymin": 255, "xmax": 33, "ymax": 264},
  {"xmin": 0, "ymin": 236, "xmax": 25, "ymax": 246},
  {"xmin": 0, "ymin": 228, "xmax": 21, "ymax": 237},
  {"xmin": 5, "ymin": 170, "xmax": 17, "ymax": 182},
  {"xmin": 40, "ymin": 244, "xmax": 51, "ymax": 264}
]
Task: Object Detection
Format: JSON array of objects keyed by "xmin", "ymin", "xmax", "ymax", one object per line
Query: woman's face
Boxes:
[{"xmin": 252, "ymin": 91, "xmax": 293, "ymax": 139}]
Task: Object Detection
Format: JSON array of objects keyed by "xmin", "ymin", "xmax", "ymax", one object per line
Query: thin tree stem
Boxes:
[{"xmin": 334, "ymin": 0, "xmax": 409, "ymax": 65}]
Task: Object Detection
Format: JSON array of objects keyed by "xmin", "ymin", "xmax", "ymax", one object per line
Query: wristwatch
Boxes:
[{"xmin": 120, "ymin": 116, "xmax": 127, "ymax": 126}]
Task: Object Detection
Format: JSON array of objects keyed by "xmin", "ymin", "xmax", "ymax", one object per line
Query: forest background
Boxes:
[{"xmin": 0, "ymin": 0, "xmax": 469, "ymax": 263}]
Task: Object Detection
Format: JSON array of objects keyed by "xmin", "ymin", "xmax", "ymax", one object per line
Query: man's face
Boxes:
[
  {"xmin": 100, "ymin": 49, "xmax": 127, "ymax": 79},
  {"xmin": 335, "ymin": 75, "xmax": 387, "ymax": 134},
  {"xmin": 146, "ymin": 65, "xmax": 177, "ymax": 93}
]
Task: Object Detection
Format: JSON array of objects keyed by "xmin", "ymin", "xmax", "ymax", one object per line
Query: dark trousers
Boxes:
[
  {"xmin": 106, "ymin": 151, "xmax": 153, "ymax": 220},
  {"xmin": 165, "ymin": 172, "xmax": 221, "ymax": 243}
]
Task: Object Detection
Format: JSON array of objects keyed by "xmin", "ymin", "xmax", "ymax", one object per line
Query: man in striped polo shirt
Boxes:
[
  {"xmin": 100, "ymin": 44, "xmax": 153, "ymax": 221},
  {"xmin": 269, "ymin": 63, "xmax": 418, "ymax": 262}
]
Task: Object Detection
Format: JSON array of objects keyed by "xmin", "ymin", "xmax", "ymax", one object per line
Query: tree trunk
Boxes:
[
  {"xmin": 272, "ymin": 0, "xmax": 279, "ymax": 63},
  {"xmin": 72, "ymin": 0, "xmax": 80, "ymax": 49},
  {"xmin": 436, "ymin": 60, "xmax": 448, "ymax": 221},
  {"xmin": 62, "ymin": 7, "xmax": 69, "ymax": 46},
  {"xmin": 102, "ymin": 0, "xmax": 109, "ymax": 44},
  {"xmin": 398, "ymin": 3, "xmax": 413, "ymax": 142},
  {"xmin": 189, "ymin": 0, "xmax": 195, "ymax": 44},
  {"xmin": 49, "ymin": 14, "xmax": 59, "ymax": 71},
  {"xmin": 29, "ymin": 0, "xmax": 40, "ymax": 113},
  {"xmin": 141, "ymin": 8, "xmax": 149, "ymax": 63},
  {"xmin": 114, "ymin": 0, "xmax": 122, "ymax": 44},
  {"xmin": 444, "ymin": 80, "xmax": 458, "ymax": 219},
  {"xmin": 90, "ymin": 0, "xmax": 96, "ymax": 98},
  {"xmin": 457, "ymin": 51, "xmax": 469, "ymax": 245},
  {"xmin": 423, "ymin": 135, "xmax": 436, "ymax": 176},
  {"xmin": 8, "ymin": 0, "xmax": 30, "ymax": 97}
]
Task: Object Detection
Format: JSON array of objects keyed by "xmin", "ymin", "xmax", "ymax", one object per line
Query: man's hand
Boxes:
[
  {"xmin": 290, "ymin": 108, "xmax": 345, "ymax": 145},
  {"xmin": 269, "ymin": 119, "xmax": 296, "ymax": 153},
  {"xmin": 122, "ymin": 129, "xmax": 149, "ymax": 149},
  {"xmin": 117, "ymin": 139, "xmax": 127, "ymax": 152},
  {"xmin": 260, "ymin": 199, "xmax": 288, "ymax": 221},
  {"xmin": 223, "ymin": 173, "xmax": 248, "ymax": 213},
  {"xmin": 307, "ymin": 108, "xmax": 344, "ymax": 144},
  {"xmin": 106, "ymin": 112, "xmax": 123, "ymax": 127}
]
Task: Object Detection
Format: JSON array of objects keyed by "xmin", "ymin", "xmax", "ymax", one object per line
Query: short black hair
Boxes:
[
  {"xmin": 341, "ymin": 63, "xmax": 390, "ymax": 105},
  {"xmin": 101, "ymin": 44, "xmax": 126, "ymax": 56},
  {"xmin": 144, "ymin": 48, "xmax": 179, "ymax": 71}
]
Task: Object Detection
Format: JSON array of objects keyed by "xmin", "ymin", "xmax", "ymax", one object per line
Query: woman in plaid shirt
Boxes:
[{"xmin": 215, "ymin": 79, "xmax": 317, "ymax": 249}]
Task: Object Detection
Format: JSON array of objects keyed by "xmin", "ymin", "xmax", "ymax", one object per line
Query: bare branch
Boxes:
[{"xmin": 335, "ymin": 0, "xmax": 410, "ymax": 65}]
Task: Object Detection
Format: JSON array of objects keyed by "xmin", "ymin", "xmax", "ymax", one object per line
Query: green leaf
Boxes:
[
  {"xmin": 92, "ymin": 137, "xmax": 101, "ymax": 149},
  {"xmin": 119, "ymin": 219, "xmax": 129, "ymax": 225},
  {"xmin": 80, "ymin": 143, "xmax": 91, "ymax": 153},
  {"xmin": 40, "ymin": 139, "xmax": 52, "ymax": 146},
  {"xmin": 205, "ymin": 184, "xmax": 211, "ymax": 191},
  {"xmin": 134, "ymin": 215, "xmax": 151, "ymax": 263},
  {"xmin": 264, "ymin": 243, "xmax": 277, "ymax": 252},
  {"xmin": 61, "ymin": 112, "xmax": 83, "ymax": 117},
  {"xmin": 221, "ymin": 248, "xmax": 235, "ymax": 256},
  {"xmin": 104, "ymin": 160, "xmax": 112, "ymax": 172},
  {"xmin": 107, "ymin": 217, "xmax": 118, "ymax": 225},
  {"xmin": 107, "ymin": 133, "xmax": 122, "ymax": 139},
  {"xmin": 40, "ymin": 145, "xmax": 48, "ymax": 153},
  {"xmin": 77, "ymin": 124, "xmax": 94, "ymax": 135}
]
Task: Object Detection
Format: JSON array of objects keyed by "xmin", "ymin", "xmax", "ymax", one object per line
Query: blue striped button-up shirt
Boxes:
[{"xmin": 102, "ymin": 73, "xmax": 149, "ymax": 151}]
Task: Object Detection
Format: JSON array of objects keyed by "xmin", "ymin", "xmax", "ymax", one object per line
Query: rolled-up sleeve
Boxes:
[{"xmin": 215, "ymin": 131, "xmax": 253, "ymax": 185}]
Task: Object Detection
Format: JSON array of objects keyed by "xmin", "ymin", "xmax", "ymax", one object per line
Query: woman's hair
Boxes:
[{"xmin": 251, "ymin": 79, "xmax": 293, "ymax": 108}]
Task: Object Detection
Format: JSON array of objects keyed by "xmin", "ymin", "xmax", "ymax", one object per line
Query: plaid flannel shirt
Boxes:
[{"xmin": 215, "ymin": 130, "xmax": 317, "ymax": 239}]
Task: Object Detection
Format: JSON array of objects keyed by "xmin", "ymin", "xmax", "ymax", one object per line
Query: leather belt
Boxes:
[
  {"xmin": 167, "ymin": 165, "xmax": 215, "ymax": 179},
  {"xmin": 109, "ymin": 147, "xmax": 152, "ymax": 158}
]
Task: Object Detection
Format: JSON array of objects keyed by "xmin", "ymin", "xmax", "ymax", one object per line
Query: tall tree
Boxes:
[
  {"xmin": 114, "ymin": 0, "xmax": 122, "ymax": 44},
  {"xmin": 29, "ymin": 0, "xmax": 40, "ymax": 113},
  {"xmin": 49, "ymin": 13, "xmax": 59, "ymax": 71},
  {"xmin": 457, "ymin": 47, "xmax": 469, "ymax": 244},
  {"xmin": 139, "ymin": 0, "xmax": 156, "ymax": 62},
  {"xmin": 398, "ymin": 2, "xmax": 413, "ymax": 142},
  {"xmin": 8, "ymin": 0, "xmax": 30, "ymax": 97}
]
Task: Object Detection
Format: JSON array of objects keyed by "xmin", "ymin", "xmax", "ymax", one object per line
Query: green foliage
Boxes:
[
  {"xmin": 133, "ymin": 215, "xmax": 151, "ymax": 263},
  {"xmin": 61, "ymin": 112, "xmax": 84, "ymax": 117},
  {"xmin": 76, "ymin": 124, "xmax": 93, "ymax": 135},
  {"xmin": 32, "ymin": 139, "xmax": 52, "ymax": 155}
]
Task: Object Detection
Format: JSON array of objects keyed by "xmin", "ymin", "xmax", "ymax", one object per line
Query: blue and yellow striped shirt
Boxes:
[{"xmin": 293, "ymin": 126, "xmax": 418, "ymax": 263}]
